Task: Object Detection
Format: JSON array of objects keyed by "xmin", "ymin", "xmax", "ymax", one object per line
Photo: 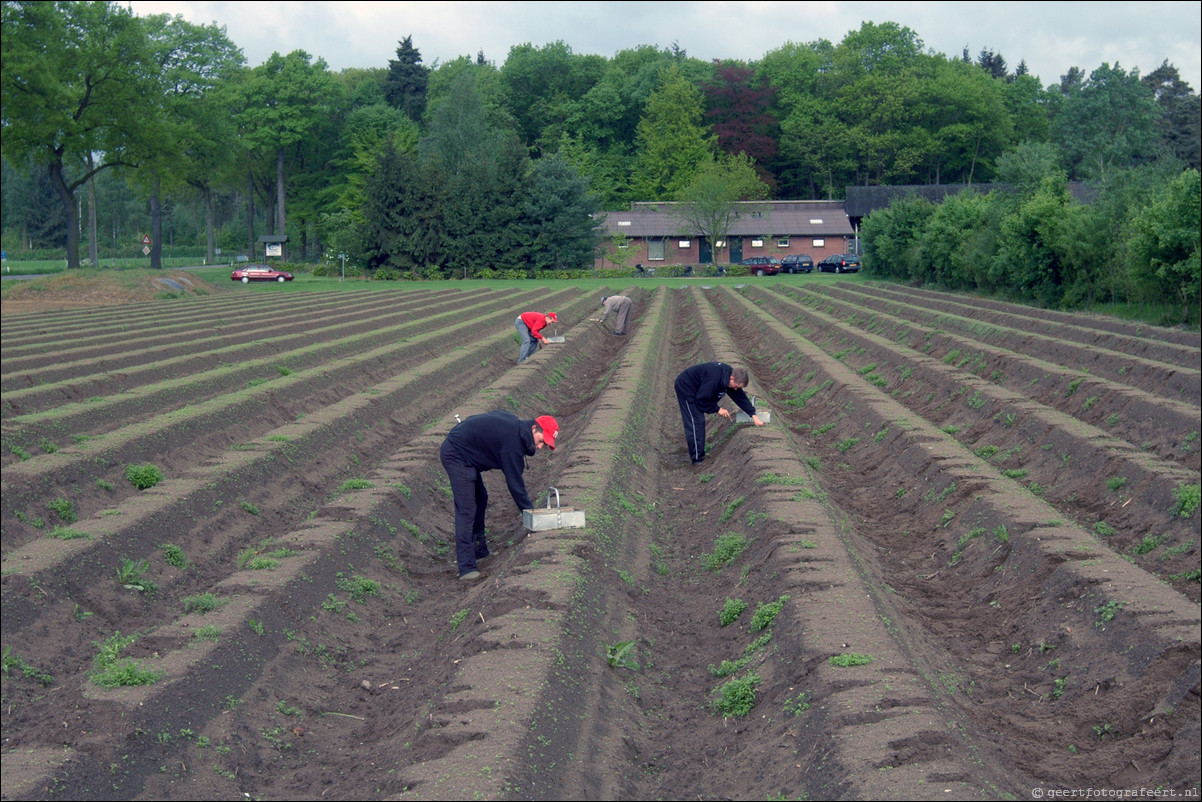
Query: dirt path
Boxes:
[{"xmin": 2, "ymin": 281, "xmax": 1198, "ymax": 800}]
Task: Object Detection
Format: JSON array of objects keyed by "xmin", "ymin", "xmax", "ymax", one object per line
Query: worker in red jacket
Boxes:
[{"xmin": 516, "ymin": 311, "xmax": 558, "ymax": 363}]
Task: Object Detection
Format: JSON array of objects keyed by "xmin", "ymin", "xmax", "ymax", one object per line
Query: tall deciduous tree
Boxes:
[
  {"xmin": 1002, "ymin": 72, "xmax": 1052, "ymax": 144},
  {"xmin": 672, "ymin": 152, "xmax": 768, "ymax": 263},
  {"xmin": 229, "ymin": 50, "xmax": 339, "ymax": 257},
  {"xmin": 701, "ymin": 61, "xmax": 779, "ymax": 189},
  {"xmin": 2, "ymin": 0, "xmax": 155, "ymax": 268},
  {"xmin": 1129, "ymin": 168, "xmax": 1201, "ymax": 323},
  {"xmin": 499, "ymin": 41, "xmax": 606, "ymax": 149},
  {"xmin": 133, "ymin": 13, "xmax": 242, "ymax": 267},
  {"xmin": 828, "ymin": 23, "xmax": 932, "ymax": 186},
  {"xmin": 336, "ymin": 102, "xmax": 420, "ymax": 212},
  {"xmin": 760, "ymin": 39, "xmax": 847, "ymax": 197},
  {"xmin": 831, "ymin": 21, "xmax": 924, "ymax": 79},
  {"xmin": 1053, "ymin": 63, "xmax": 1160, "ymax": 182},
  {"xmin": 553, "ymin": 45, "xmax": 701, "ymax": 208},
  {"xmin": 421, "ymin": 70, "xmax": 505, "ymax": 176},
  {"xmin": 925, "ymin": 59, "xmax": 1012, "ymax": 184},
  {"xmin": 554, "ymin": 75, "xmax": 636, "ymax": 207},
  {"xmin": 841, "ymin": 61, "xmax": 937, "ymax": 184},
  {"xmin": 383, "ymin": 35, "xmax": 428, "ymax": 122},
  {"xmin": 630, "ymin": 65, "xmax": 714, "ymax": 201}
]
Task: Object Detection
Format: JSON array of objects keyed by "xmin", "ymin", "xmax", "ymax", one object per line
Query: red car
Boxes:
[
  {"xmin": 741, "ymin": 256, "xmax": 783, "ymax": 276},
  {"xmin": 231, "ymin": 264, "xmax": 293, "ymax": 283}
]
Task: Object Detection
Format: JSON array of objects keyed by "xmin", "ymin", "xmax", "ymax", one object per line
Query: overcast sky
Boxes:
[{"xmin": 128, "ymin": 1, "xmax": 1202, "ymax": 92}]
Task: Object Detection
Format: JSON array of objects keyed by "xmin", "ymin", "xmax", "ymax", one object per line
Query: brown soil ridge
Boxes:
[{"xmin": 1, "ymin": 282, "xmax": 1197, "ymax": 800}]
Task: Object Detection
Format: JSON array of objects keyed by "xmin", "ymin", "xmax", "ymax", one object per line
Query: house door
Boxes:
[
  {"xmin": 699, "ymin": 237, "xmax": 713, "ymax": 264},
  {"xmin": 728, "ymin": 237, "xmax": 743, "ymax": 264}
]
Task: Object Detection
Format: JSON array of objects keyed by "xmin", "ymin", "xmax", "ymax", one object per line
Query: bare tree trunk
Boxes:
[
  {"xmin": 967, "ymin": 133, "xmax": 982, "ymax": 185},
  {"xmin": 276, "ymin": 147, "xmax": 287, "ymax": 260},
  {"xmin": 48, "ymin": 162, "xmax": 81, "ymax": 269},
  {"xmin": 149, "ymin": 172, "xmax": 163, "ymax": 269},
  {"xmin": 87, "ymin": 180, "xmax": 99, "ymax": 268},
  {"xmin": 246, "ymin": 169, "xmax": 256, "ymax": 260},
  {"xmin": 205, "ymin": 187, "xmax": 215, "ymax": 265}
]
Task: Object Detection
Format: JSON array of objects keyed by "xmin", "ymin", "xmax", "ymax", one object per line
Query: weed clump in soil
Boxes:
[{"xmin": 124, "ymin": 462, "xmax": 164, "ymax": 489}]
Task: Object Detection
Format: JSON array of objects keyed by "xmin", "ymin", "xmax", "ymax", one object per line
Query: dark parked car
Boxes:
[
  {"xmin": 781, "ymin": 254, "xmax": 814, "ymax": 274},
  {"xmin": 741, "ymin": 256, "xmax": 783, "ymax": 276},
  {"xmin": 816, "ymin": 254, "xmax": 861, "ymax": 274},
  {"xmin": 231, "ymin": 264, "xmax": 294, "ymax": 283}
]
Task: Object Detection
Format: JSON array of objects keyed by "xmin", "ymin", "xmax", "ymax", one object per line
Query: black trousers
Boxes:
[
  {"xmin": 439, "ymin": 440, "xmax": 490, "ymax": 575},
  {"xmin": 675, "ymin": 388, "xmax": 707, "ymax": 463}
]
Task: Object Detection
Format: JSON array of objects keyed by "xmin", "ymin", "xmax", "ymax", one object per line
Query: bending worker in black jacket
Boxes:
[
  {"xmin": 439, "ymin": 410, "xmax": 558, "ymax": 581},
  {"xmin": 674, "ymin": 362, "xmax": 763, "ymax": 464}
]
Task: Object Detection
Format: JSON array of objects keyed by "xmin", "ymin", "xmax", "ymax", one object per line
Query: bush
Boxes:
[
  {"xmin": 712, "ymin": 673, "xmax": 761, "ymax": 716},
  {"xmin": 1171, "ymin": 484, "xmax": 1200, "ymax": 517},
  {"xmin": 89, "ymin": 632, "xmax": 163, "ymax": 688},
  {"xmin": 830, "ymin": 653, "xmax": 873, "ymax": 667},
  {"xmin": 124, "ymin": 463, "xmax": 164, "ymax": 490},
  {"xmin": 47, "ymin": 497, "xmax": 77, "ymax": 523},
  {"xmin": 703, "ymin": 533, "xmax": 750, "ymax": 571},
  {"xmin": 750, "ymin": 595, "xmax": 790, "ymax": 632},
  {"xmin": 182, "ymin": 593, "xmax": 224, "ymax": 614},
  {"xmin": 719, "ymin": 598, "xmax": 747, "ymax": 627}
]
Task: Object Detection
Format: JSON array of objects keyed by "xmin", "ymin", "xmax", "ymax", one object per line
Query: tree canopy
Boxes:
[{"xmin": 1, "ymin": 8, "xmax": 1197, "ymax": 321}]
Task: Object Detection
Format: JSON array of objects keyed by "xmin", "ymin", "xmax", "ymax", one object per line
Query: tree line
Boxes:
[
  {"xmin": 2, "ymin": 2, "xmax": 1198, "ymax": 312},
  {"xmin": 862, "ymin": 152, "xmax": 1199, "ymax": 324}
]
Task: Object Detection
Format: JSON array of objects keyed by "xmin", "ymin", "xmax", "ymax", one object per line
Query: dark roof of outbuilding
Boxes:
[
  {"xmin": 596, "ymin": 200, "xmax": 854, "ymax": 238},
  {"xmin": 844, "ymin": 185, "xmax": 978, "ymax": 218},
  {"xmin": 845, "ymin": 182, "xmax": 1097, "ymax": 218}
]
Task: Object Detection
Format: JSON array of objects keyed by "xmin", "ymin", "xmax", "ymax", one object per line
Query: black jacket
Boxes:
[
  {"xmin": 674, "ymin": 362, "xmax": 756, "ymax": 417},
  {"xmin": 443, "ymin": 410, "xmax": 536, "ymax": 510}
]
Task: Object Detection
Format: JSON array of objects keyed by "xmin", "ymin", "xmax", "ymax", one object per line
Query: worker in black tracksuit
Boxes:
[
  {"xmin": 674, "ymin": 362, "xmax": 763, "ymax": 464},
  {"xmin": 439, "ymin": 410, "xmax": 558, "ymax": 580}
]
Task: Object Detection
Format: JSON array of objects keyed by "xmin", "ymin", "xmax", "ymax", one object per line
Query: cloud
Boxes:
[{"xmin": 130, "ymin": 1, "xmax": 1201, "ymax": 90}]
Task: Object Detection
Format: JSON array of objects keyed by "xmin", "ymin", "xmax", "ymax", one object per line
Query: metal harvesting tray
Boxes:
[{"xmin": 523, "ymin": 487, "xmax": 586, "ymax": 531}]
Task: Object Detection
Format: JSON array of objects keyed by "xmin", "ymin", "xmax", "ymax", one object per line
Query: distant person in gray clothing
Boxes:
[{"xmin": 598, "ymin": 295, "xmax": 633, "ymax": 335}]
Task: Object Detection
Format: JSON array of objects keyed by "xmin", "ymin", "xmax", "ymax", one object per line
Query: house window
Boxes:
[
  {"xmin": 648, "ymin": 239, "xmax": 666, "ymax": 261},
  {"xmin": 776, "ymin": 237, "xmax": 789, "ymax": 248},
  {"xmin": 751, "ymin": 239, "xmax": 764, "ymax": 248},
  {"xmin": 618, "ymin": 220, "xmax": 631, "ymax": 226},
  {"xmin": 813, "ymin": 239, "xmax": 825, "ymax": 248},
  {"xmin": 678, "ymin": 240, "xmax": 691, "ymax": 248},
  {"xmin": 617, "ymin": 240, "xmax": 629, "ymax": 249},
  {"xmin": 809, "ymin": 218, "xmax": 823, "ymax": 225}
]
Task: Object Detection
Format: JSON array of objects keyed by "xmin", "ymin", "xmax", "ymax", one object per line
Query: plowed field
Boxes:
[{"xmin": 2, "ymin": 280, "xmax": 1199, "ymax": 801}]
